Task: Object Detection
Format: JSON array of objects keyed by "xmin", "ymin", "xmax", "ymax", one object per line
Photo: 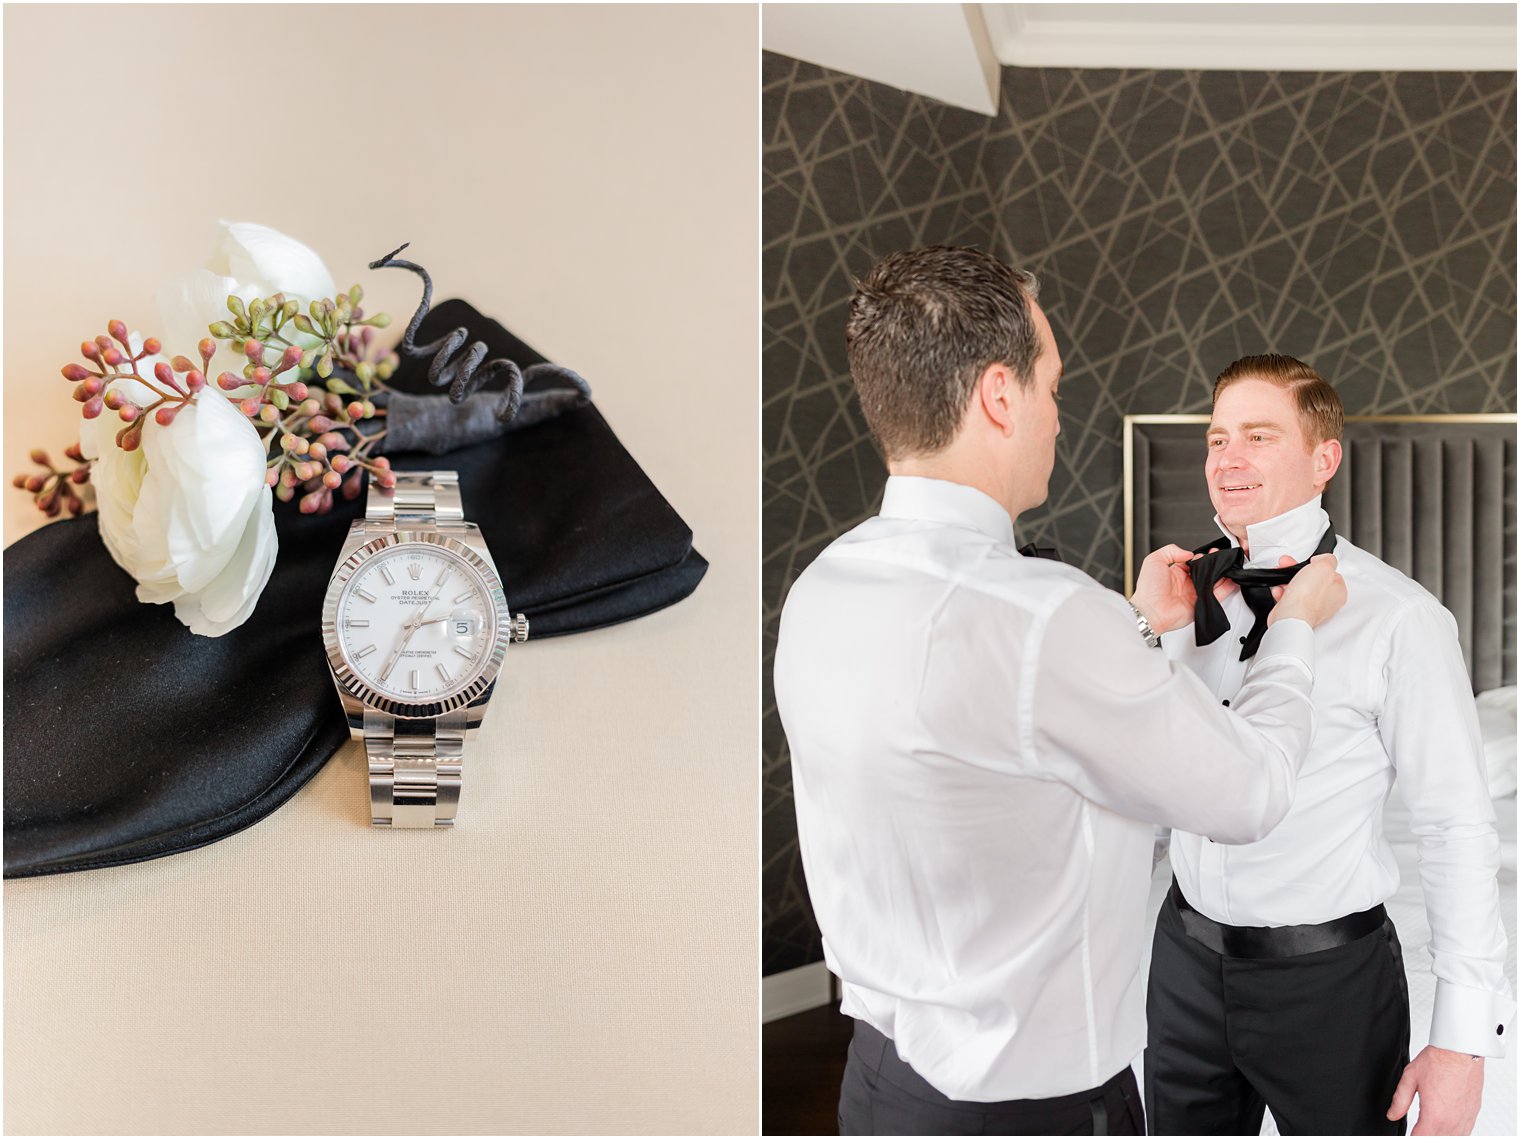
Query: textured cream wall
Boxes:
[{"xmin": 4, "ymin": 4, "xmax": 759, "ymax": 1134}]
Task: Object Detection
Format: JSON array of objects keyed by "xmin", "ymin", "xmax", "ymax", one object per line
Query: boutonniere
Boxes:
[{"xmin": 14, "ymin": 222, "xmax": 589, "ymax": 638}]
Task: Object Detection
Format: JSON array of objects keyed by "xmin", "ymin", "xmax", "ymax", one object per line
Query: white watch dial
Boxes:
[{"xmin": 337, "ymin": 545, "xmax": 497, "ymax": 702}]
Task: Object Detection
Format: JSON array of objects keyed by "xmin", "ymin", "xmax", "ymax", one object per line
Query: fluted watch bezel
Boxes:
[{"xmin": 320, "ymin": 529, "xmax": 510, "ymax": 719}]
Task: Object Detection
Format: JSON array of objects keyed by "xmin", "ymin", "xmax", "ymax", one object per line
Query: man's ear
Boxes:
[
  {"xmin": 977, "ymin": 363, "xmax": 1017, "ymax": 438},
  {"xmin": 1313, "ymin": 437, "xmax": 1343, "ymax": 490}
]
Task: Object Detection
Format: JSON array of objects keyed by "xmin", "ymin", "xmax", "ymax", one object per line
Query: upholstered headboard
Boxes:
[{"xmin": 1124, "ymin": 416, "xmax": 1517, "ymax": 693}]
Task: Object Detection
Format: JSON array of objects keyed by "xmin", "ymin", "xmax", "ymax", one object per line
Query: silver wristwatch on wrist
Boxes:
[
  {"xmin": 320, "ymin": 470, "xmax": 528, "ymax": 828},
  {"xmin": 1128, "ymin": 601, "xmax": 1163, "ymax": 649}
]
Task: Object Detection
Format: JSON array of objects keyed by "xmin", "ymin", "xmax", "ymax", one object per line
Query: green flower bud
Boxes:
[
  {"xmin": 355, "ymin": 361, "xmax": 375, "ymax": 384},
  {"xmin": 293, "ymin": 314, "xmax": 317, "ymax": 337},
  {"xmin": 365, "ymin": 313, "xmax": 392, "ymax": 329},
  {"xmin": 208, "ymin": 321, "xmax": 236, "ymax": 339},
  {"xmin": 316, "ymin": 351, "xmax": 334, "ymax": 379},
  {"xmin": 226, "ymin": 295, "xmax": 247, "ymax": 319},
  {"xmin": 269, "ymin": 387, "xmax": 290, "ymax": 411},
  {"xmin": 349, "ymin": 284, "xmax": 363, "ymax": 305}
]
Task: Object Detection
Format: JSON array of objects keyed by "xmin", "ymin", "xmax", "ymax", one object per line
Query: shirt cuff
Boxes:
[
  {"xmin": 1250, "ymin": 617, "xmax": 1314, "ymax": 677},
  {"xmin": 1429, "ymin": 979, "xmax": 1515, "ymax": 1058}
]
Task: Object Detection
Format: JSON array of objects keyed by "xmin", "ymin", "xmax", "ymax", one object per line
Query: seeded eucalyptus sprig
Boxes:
[
  {"xmin": 206, "ymin": 287, "xmax": 403, "ymax": 513},
  {"xmin": 208, "ymin": 285, "xmax": 395, "ymax": 391},
  {"xmin": 11, "ymin": 446, "xmax": 89, "ymax": 518}
]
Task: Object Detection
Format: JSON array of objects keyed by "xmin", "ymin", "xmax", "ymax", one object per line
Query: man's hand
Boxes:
[
  {"xmin": 1268, "ymin": 553, "xmax": 1346, "ymax": 629},
  {"xmin": 1386, "ymin": 1045, "xmax": 1484, "ymax": 1135},
  {"xmin": 1131, "ymin": 544, "xmax": 1236, "ymax": 635}
]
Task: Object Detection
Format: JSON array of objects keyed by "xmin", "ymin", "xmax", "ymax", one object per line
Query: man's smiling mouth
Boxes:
[{"xmin": 1220, "ymin": 484, "xmax": 1261, "ymax": 493}]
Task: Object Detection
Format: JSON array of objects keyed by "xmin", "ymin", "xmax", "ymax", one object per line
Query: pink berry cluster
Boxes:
[
  {"xmin": 10, "ymin": 445, "xmax": 88, "ymax": 518},
  {"xmin": 263, "ymin": 385, "xmax": 396, "ymax": 514},
  {"xmin": 17, "ymin": 287, "xmax": 403, "ymax": 522},
  {"xmin": 60, "ymin": 319, "xmax": 204, "ymax": 451}
]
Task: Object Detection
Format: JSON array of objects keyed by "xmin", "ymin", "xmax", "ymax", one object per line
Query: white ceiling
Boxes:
[
  {"xmin": 763, "ymin": 4, "xmax": 1002, "ymax": 114},
  {"xmin": 761, "ymin": 3, "xmax": 1518, "ymax": 116}
]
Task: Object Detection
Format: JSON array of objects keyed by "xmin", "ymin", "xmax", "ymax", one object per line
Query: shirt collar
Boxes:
[
  {"xmin": 880, "ymin": 476, "xmax": 1016, "ymax": 546},
  {"xmin": 1214, "ymin": 495, "xmax": 1329, "ymax": 568}
]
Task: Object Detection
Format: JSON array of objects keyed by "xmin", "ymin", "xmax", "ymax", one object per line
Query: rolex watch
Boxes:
[{"xmin": 321, "ymin": 470, "xmax": 527, "ymax": 827}]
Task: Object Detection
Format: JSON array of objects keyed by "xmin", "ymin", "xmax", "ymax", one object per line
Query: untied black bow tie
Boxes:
[{"xmin": 1188, "ymin": 522, "xmax": 1338, "ymax": 660}]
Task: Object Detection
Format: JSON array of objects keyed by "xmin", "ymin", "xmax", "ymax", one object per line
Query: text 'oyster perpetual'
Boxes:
[{"xmin": 321, "ymin": 470, "xmax": 527, "ymax": 827}]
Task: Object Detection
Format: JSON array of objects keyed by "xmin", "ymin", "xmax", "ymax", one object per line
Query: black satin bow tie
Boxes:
[
  {"xmin": 1188, "ymin": 523, "xmax": 1338, "ymax": 660},
  {"xmin": 1018, "ymin": 541, "xmax": 1061, "ymax": 561}
]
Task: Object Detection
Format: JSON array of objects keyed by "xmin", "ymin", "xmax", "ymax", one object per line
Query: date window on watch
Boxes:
[{"xmin": 451, "ymin": 611, "xmax": 483, "ymax": 637}]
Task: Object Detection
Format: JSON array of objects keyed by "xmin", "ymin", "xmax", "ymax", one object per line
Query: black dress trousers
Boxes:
[
  {"xmin": 839, "ymin": 1020, "xmax": 1144, "ymax": 1136},
  {"xmin": 1145, "ymin": 888, "xmax": 1410, "ymax": 1136}
]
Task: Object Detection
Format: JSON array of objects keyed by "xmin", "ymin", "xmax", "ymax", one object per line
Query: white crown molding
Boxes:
[{"xmin": 981, "ymin": 3, "xmax": 1517, "ymax": 71}]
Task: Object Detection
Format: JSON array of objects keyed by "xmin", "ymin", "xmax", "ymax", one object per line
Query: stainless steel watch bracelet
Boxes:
[
  {"xmin": 365, "ymin": 471, "xmax": 470, "ymax": 828},
  {"xmin": 364, "ymin": 707, "xmax": 466, "ymax": 828}
]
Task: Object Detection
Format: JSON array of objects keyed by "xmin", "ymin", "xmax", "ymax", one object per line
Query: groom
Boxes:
[
  {"xmin": 775, "ymin": 246, "xmax": 1347, "ymax": 1135},
  {"xmin": 1146, "ymin": 354, "xmax": 1513, "ymax": 1136}
]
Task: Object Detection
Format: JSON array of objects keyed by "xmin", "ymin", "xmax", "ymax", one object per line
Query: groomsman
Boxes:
[
  {"xmin": 774, "ymin": 246, "xmax": 1347, "ymax": 1135},
  {"xmin": 1147, "ymin": 354, "xmax": 1514, "ymax": 1136}
]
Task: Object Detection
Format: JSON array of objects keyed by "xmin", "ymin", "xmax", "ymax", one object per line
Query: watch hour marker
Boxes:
[
  {"xmin": 345, "ymin": 618, "xmax": 370, "ymax": 628},
  {"xmin": 452, "ymin": 592, "xmax": 473, "ymax": 604},
  {"xmin": 354, "ymin": 588, "xmax": 376, "ymax": 603},
  {"xmin": 379, "ymin": 565, "xmax": 395, "ymax": 586},
  {"xmin": 435, "ymin": 663, "xmax": 453, "ymax": 683},
  {"xmin": 436, "ymin": 566, "xmax": 453, "ymax": 586},
  {"xmin": 407, "ymin": 563, "xmax": 422, "ymax": 581},
  {"xmin": 453, "ymin": 645, "xmax": 473, "ymax": 659},
  {"xmin": 409, "ymin": 669, "xmax": 419, "ymax": 691},
  {"xmin": 355, "ymin": 644, "xmax": 377, "ymax": 659}
]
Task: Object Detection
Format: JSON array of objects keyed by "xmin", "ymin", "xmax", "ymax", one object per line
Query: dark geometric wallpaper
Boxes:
[{"xmin": 762, "ymin": 51, "xmax": 1517, "ymax": 975}]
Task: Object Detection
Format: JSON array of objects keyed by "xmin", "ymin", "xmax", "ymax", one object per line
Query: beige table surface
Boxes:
[{"xmin": 3, "ymin": 5, "xmax": 759, "ymax": 1134}]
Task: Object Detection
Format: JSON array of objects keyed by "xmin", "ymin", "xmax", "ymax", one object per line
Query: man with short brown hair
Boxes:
[
  {"xmin": 1145, "ymin": 354, "xmax": 1513, "ymax": 1136},
  {"xmin": 775, "ymin": 249, "xmax": 1348, "ymax": 1135}
]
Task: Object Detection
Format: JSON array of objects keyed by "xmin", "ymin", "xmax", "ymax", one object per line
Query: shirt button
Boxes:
[
  {"xmin": 1239, "ymin": 636, "xmax": 1247, "ymax": 644},
  {"xmin": 1222, "ymin": 699, "xmax": 1231, "ymax": 707},
  {"xmin": 1499, "ymin": 1025, "xmax": 1505, "ymax": 1036}
]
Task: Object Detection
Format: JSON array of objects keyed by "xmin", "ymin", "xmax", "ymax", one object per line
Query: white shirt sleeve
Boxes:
[
  {"xmin": 1377, "ymin": 599, "xmax": 1515, "ymax": 1057},
  {"xmin": 1030, "ymin": 587, "xmax": 1317, "ymax": 845}
]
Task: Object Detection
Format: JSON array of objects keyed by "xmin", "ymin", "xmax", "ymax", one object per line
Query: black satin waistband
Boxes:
[{"xmin": 1169, "ymin": 879, "xmax": 1386, "ymax": 959}]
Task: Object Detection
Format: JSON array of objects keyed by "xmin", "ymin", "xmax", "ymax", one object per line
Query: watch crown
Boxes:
[{"xmin": 510, "ymin": 613, "xmax": 530, "ymax": 643}]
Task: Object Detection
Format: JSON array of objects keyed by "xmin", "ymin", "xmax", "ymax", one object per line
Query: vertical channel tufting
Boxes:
[
  {"xmin": 1502, "ymin": 436, "xmax": 1516, "ymax": 689},
  {"xmin": 1441, "ymin": 439, "xmax": 1476, "ymax": 683},
  {"xmin": 1472, "ymin": 437, "xmax": 1504, "ymax": 694},
  {"xmin": 1133, "ymin": 430, "xmax": 1151, "ymax": 585},
  {"xmin": 1382, "ymin": 438, "xmax": 1413, "ymax": 579},
  {"xmin": 1411, "ymin": 436, "xmax": 1443, "ymax": 605},
  {"xmin": 1351, "ymin": 436, "xmax": 1384, "ymax": 556}
]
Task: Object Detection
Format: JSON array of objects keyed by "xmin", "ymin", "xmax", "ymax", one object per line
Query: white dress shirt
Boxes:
[
  {"xmin": 775, "ymin": 475, "xmax": 1322, "ymax": 1101},
  {"xmin": 1164, "ymin": 494, "xmax": 1515, "ymax": 1058}
]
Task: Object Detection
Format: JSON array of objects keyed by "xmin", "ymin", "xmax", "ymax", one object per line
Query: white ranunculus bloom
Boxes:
[
  {"xmin": 79, "ymin": 366, "xmax": 277, "ymax": 638},
  {"xmin": 155, "ymin": 220, "xmax": 338, "ymax": 390}
]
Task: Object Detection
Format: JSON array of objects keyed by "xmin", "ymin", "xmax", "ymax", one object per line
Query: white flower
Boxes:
[
  {"xmin": 80, "ymin": 342, "xmax": 277, "ymax": 638},
  {"xmin": 155, "ymin": 221, "xmax": 337, "ymax": 389}
]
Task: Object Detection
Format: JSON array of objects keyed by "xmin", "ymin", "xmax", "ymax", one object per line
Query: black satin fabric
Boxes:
[
  {"xmin": 3, "ymin": 300, "xmax": 705, "ymax": 878},
  {"xmin": 1188, "ymin": 523, "xmax": 1338, "ymax": 659},
  {"xmin": 1169, "ymin": 879, "xmax": 1387, "ymax": 959}
]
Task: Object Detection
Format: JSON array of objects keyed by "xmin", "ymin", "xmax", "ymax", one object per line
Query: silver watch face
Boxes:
[{"xmin": 322, "ymin": 531, "xmax": 510, "ymax": 717}]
